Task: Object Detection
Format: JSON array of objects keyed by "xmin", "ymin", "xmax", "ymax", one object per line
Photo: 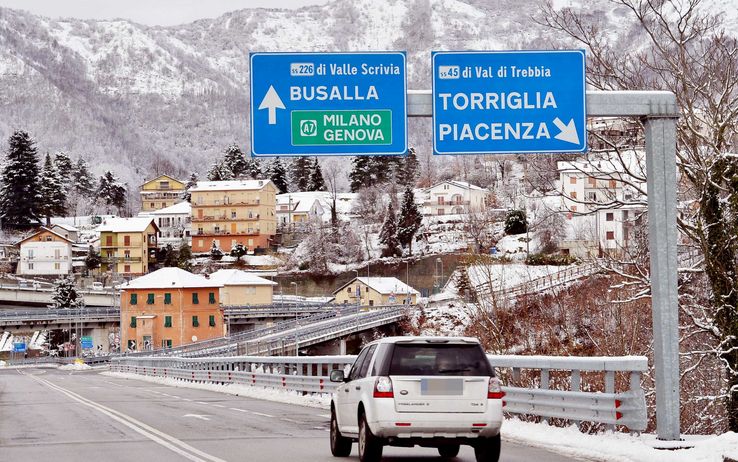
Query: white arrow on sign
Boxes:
[
  {"xmin": 258, "ymin": 85, "xmax": 285, "ymax": 125},
  {"xmin": 183, "ymin": 414, "xmax": 210, "ymax": 421},
  {"xmin": 553, "ymin": 118, "xmax": 580, "ymax": 145}
]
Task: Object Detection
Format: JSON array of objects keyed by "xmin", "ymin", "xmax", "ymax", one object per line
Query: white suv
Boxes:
[{"xmin": 329, "ymin": 336, "xmax": 503, "ymax": 462}]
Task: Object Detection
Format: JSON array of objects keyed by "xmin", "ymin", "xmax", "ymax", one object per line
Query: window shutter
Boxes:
[
  {"xmin": 130, "ymin": 293, "xmax": 137, "ymax": 305},
  {"xmin": 147, "ymin": 293, "xmax": 155, "ymax": 304},
  {"xmin": 209, "ymin": 315, "xmax": 216, "ymax": 327}
]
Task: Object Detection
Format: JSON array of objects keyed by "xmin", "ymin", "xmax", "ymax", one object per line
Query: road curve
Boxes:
[{"xmin": 0, "ymin": 368, "xmax": 581, "ymax": 462}]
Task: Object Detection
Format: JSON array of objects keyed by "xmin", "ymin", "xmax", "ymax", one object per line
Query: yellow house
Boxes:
[
  {"xmin": 140, "ymin": 174, "xmax": 186, "ymax": 212},
  {"xmin": 98, "ymin": 217, "xmax": 159, "ymax": 276},
  {"xmin": 208, "ymin": 269, "xmax": 277, "ymax": 305},
  {"xmin": 190, "ymin": 180, "xmax": 277, "ymax": 253},
  {"xmin": 333, "ymin": 277, "xmax": 420, "ymax": 306}
]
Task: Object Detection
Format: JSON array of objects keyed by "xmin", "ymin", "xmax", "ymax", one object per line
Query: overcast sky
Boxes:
[{"xmin": 0, "ymin": 0, "xmax": 330, "ymax": 26}]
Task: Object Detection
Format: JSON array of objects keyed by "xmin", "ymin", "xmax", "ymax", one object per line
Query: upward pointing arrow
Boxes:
[
  {"xmin": 553, "ymin": 118, "xmax": 580, "ymax": 145},
  {"xmin": 258, "ymin": 85, "xmax": 285, "ymax": 125}
]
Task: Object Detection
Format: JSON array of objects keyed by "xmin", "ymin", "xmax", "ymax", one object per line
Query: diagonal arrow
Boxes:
[
  {"xmin": 258, "ymin": 85, "xmax": 285, "ymax": 125},
  {"xmin": 553, "ymin": 117, "xmax": 580, "ymax": 145}
]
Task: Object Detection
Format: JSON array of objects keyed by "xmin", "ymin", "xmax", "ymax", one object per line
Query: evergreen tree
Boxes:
[
  {"xmin": 178, "ymin": 242, "xmax": 193, "ymax": 271},
  {"xmin": 38, "ymin": 153, "xmax": 67, "ymax": 225},
  {"xmin": 0, "ymin": 130, "xmax": 41, "ymax": 228},
  {"xmin": 85, "ymin": 246, "xmax": 101, "ymax": 272},
  {"xmin": 268, "ymin": 158, "xmax": 289, "ymax": 194},
  {"xmin": 72, "ymin": 158, "xmax": 95, "ymax": 197},
  {"xmin": 454, "ymin": 265, "xmax": 476, "ymax": 303},
  {"xmin": 349, "ymin": 156, "xmax": 371, "ymax": 192},
  {"xmin": 230, "ymin": 242, "xmax": 247, "ymax": 261},
  {"xmin": 222, "ymin": 144, "xmax": 249, "ymax": 178},
  {"xmin": 51, "ymin": 276, "xmax": 84, "ymax": 309},
  {"xmin": 210, "ymin": 241, "xmax": 223, "ymax": 261},
  {"xmin": 53, "ymin": 152, "xmax": 74, "ymax": 189},
  {"xmin": 245, "ymin": 158, "xmax": 262, "ymax": 179},
  {"xmin": 397, "ymin": 147, "xmax": 419, "ymax": 187},
  {"xmin": 290, "ymin": 157, "xmax": 311, "ymax": 191},
  {"xmin": 183, "ymin": 172, "xmax": 198, "ymax": 202},
  {"xmin": 206, "ymin": 161, "xmax": 231, "ymax": 181},
  {"xmin": 378, "ymin": 202, "xmax": 401, "ymax": 257},
  {"xmin": 504, "ymin": 210, "xmax": 528, "ymax": 235},
  {"xmin": 161, "ymin": 244, "xmax": 178, "ymax": 267},
  {"xmin": 96, "ymin": 171, "xmax": 127, "ymax": 213},
  {"xmin": 308, "ymin": 158, "xmax": 326, "ymax": 191},
  {"xmin": 397, "ymin": 186, "xmax": 423, "ymax": 255}
]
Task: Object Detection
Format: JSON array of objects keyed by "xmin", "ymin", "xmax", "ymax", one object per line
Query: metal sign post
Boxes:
[{"xmin": 409, "ymin": 89, "xmax": 681, "ymax": 440}]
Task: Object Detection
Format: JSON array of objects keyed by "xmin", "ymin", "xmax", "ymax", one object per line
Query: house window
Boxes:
[
  {"xmin": 124, "ymin": 250, "xmax": 131, "ymax": 259},
  {"xmin": 192, "ymin": 315, "xmax": 199, "ymax": 327},
  {"xmin": 209, "ymin": 292, "xmax": 216, "ymax": 304},
  {"xmin": 369, "ymin": 300, "xmax": 374, "ymax": 306},
  {"xmin": 569, "ymin": 177, "xmax": 577, "ymax": 184},
  {"xmin": 28, "ymin": 262, "xmax": 34, "ymax": 270},
  {"xmin": 624, "ymin": 228, "xmax": 630, "ymax": 241},
  {"xmin": 160, "ymin": 181, "xmax": 169, "ymax": 189},
  {"xmin": 130, "ymin": 317, "xmax": 137, "ymax": 328},
  {"xmin": 54, "ymin": 249, "xmax": 61, "ymax": 259},
  {"xmin": 147, "ymin": 293, "xmax": 155, "ymax": 304},
  {"xmin": 588, "ymin": 177, "xmax": 596, "ymax": 186},
  {"xmin": 106, "ymin": 236, "xmax": 113, "ymax": 246},
  {"xmin": 54, "ymin": 263, "xmax": 60, "ymax": 270},
  {"xmin": 164, "ymin": 316, "xmax": 172, "ymax": 328},
  {"xmin": 124, "ymin": 264, "xmax": 131, "ymax": 273},
  {"xmin": 606, "ymin": 231, "xmax": 615, "ymax": 240},
  {"xmin": 437, "ymin": 209, "xmax": 445, "ymax": 215},
  {"xmin": 164, "ymin": 293, "xmax": 172, "ymax": 304},
  {"xmin": 570, "ymin": 191, "xmax": 577, "ymax": 199},
  {"xmin": 46, "ymin": 236, "xmax": 52, "ymax": 241},
  {"xmin": 162, "ymin": 339, "xmax": 172, "ymax": 348},
  {"xmin": 606, "ymin": 212, "xmax": 614, "ymax": 221},
  {"xmin": 150, "ymin": 202, "xmax": 155, "ymax": 208},
  {"xmin": 209, "ymin": 315, "xmax": 216, "ymax": 327},
  {"xmin": 609, "ymin": 179, "xmax": 617, "ymax": 188},
  {"xmin": 130, "ymin": 293, "xmax": 137, "ymax": 305},
  {"xmin": 124, "ymin": 236, "xmax": 130, "ymax": 246},
  {"xmin": 347, "ymin": 287, "xmax": 352, "ymax": 293},
  {"xmin": 192, "ymin": 292, "xmax": 199, "ymax": 304},
  {"xmin": 231, "ymin": 211, "xmax": 237, "ymax": 219},
  {"xmin": 437, "ymin": 196, "xmax": 445, "ymax": 205},
  {"xmin": 623, "ymin": 210, "xmax": 629, "ymax": 220}
]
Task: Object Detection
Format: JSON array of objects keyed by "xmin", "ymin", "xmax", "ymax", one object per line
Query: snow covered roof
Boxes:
[
  {"xmin": 190, "ymin": 179, "xmax": 272, "ymax": 192},
  {"xmin": 208, "ymin": 269, "xmax": 277, "ymax": 286},
  {"xmin": 428, "ymin": 180, "xmax": 488, "ymax": 192},
  {"xmin": 557, "ymin": 150, "xmax": 646, "ymax": 176},
  {"xmin": 16, "ymin": 227, "xmax": 75, "ymax": 245},
  {"xmin": 98, "ymin": 217, "xmax": 158, "ymax": 233},
  {"xmin": 150, "ymin": 201, "xmax": 191, "ymax": 215},
  {"xmin": 277, "ymin": 192, "xmax": 324, "ymax": 213},
  {"xmin": 52, "ymin": 223, "xmax": 78, "ymax": 232},
  {"xmin": 141, "ymin": 174, "xmax": 185, "ymax": 187},
  {"xmin": 334, "ymin": 277, "xmax": 420, "ymax": 296},
  {"xmin": 122, "ymin": 267, "xmax": 222, "ymax": 289}
]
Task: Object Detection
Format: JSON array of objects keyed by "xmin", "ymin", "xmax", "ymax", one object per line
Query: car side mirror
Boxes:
[{"xmin": 330, "ymin": 369, "xmax": 345, "ymax": 383}]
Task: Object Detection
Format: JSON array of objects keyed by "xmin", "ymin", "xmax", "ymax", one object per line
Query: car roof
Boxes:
[{"xmin": 364, "ymin": 336, "xmax": 481, "ymax": 347}]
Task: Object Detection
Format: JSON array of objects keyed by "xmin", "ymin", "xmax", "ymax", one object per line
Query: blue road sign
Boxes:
[
  {"xmin": 13, "ymin": 342, "xmax": 26, "ymax": 353},
  {"xmin": 250, "ymin": 52, "xmax": 407, "ymax": 157},
  {"xmin": 432, "ymin": 50, "xmax": 587, "ymax": 155},
  {"xmin": 81, "ymin": 336, "xmax": 94, "ymax": 349}
]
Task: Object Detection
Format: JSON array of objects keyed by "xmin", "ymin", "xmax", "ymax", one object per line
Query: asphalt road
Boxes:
[{"xmin": 0, "ymin": 368, "xmax": 580, "ymax": 462}]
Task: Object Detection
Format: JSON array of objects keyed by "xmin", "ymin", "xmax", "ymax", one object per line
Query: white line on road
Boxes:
[
  {"xmin": 196, "ymin": 401, "xmax": 209, "ymax": 405},
  {"xmin": 183, "ymin": 414, "xmax": 211, "ymax": 421},
  {"xmin": 280, "ymin": 418, "xmax": 302, "ymax": 424},
  {"xmin": 102, "ymin": 380, "xmax": 124, "ymax": 388},
  {"xmin": 23, "ymin": 372, "xmax": 227, "ymax": 462},
  {"xmin": 318, "ymin": 414, "xmax": 330, "ymax": 419},
  {"xmin": 252, "ymin": 412, "xmax": 274, "ymax": 418},
  {"xmin": 212, "ymin": 404, "xmax": 225, "ymax": 408},
  {"xmin": 229, "ymin": 408, "xmax": 249, "ymax": 412}
]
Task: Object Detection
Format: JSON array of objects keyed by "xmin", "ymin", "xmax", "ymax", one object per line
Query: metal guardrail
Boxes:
[
  {"xmin": 109, "ymin": 353, "xmax": 648, "ymax": 432},
  {"xmin": 0, "ymin": 307, "xmax": 119, "ymax": 325},
  {"xmin": 474, "ymin": 262, "xmax": 602, "ymax": 300}
]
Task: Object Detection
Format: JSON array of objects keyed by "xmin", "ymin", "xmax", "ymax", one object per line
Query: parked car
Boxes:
[
  {"xmin": 91, "ymin": 282, "xmax": 104, "ymax": 291},
  {"xmin": 329, "ymin": 336, "xmax": 503, "ymax": 462}
]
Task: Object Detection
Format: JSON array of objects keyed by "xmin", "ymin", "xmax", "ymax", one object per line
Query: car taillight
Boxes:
[
  {"xmin": 488, "ymin": 376, "xmax": 505, "ymax": 399},
  {"xmin": 374, "ymin": 376, "xmax": 394, "ymax": 398}
]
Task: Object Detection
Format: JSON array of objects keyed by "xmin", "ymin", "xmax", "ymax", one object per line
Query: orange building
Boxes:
[
  {"xmin": 189, "ymin": 179, "xmax": 277, "ymax": 253},
  {"xmin": 120, "ymin": 267, "xmax": 224, "ymax": 351}
]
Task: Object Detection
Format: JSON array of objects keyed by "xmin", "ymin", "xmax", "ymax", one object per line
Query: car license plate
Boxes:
[{"xmin": 421, "ymin": 379, "xmax": 463, "ymax": 396}]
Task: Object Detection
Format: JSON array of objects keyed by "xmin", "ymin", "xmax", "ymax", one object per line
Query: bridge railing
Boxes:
[{"xmin": 110, "ymin": 353, "xmax": 648, "ymax": 432}]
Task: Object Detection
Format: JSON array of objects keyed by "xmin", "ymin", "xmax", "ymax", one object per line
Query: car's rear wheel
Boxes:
[
  {"xmin": 330, "ymin": 407, "xmax": 352, "ymax": 457},
  {"xmin": 474, "ymin": 434, "xmax": 501, "ymax": 462},
  {"xmin": 358, "ymin": 412, "xmax": 383, "ymax": 462},
  {"xmin": 438, "ymin": 444, "xmax": 460, "ymax": 458}
]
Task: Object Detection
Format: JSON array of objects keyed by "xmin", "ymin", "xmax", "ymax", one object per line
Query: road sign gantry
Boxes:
[
  {"xmin": 432, "ymin": 50, "xmax": 587, "ymax": 155},
  {"xmin": 250, "ymin": 52, "xmax": 408, "ymax": 157}
]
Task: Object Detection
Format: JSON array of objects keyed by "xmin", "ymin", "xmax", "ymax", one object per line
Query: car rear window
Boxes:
[{"xmin": 388, "ymin": 343, "xmax": 492, "ymax": 376}]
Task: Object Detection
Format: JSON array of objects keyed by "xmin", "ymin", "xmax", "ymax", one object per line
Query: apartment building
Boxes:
[
  {"xmin": 208, "ymin": 269, "xmax": 277, "ymax": 305},
  {"xmin": 140, "ymin": 174, "xmax": 186, "ymax": 212},
  {"xmin": 16, "ymin": 228, "xmax": 74, "ymax": 276},
  {"xmin": 147, "ymin": 201, "xmax": 192, "ymax": 248},
  {"xmin": 332, "ymin": 277, "xmax": 420, "ymax": 306},
  {"xmin": 190, "ymin": 180, "xmax": 277, "ymax": 253},
  {"xmin": 98, "ymin": 217, "xmax": 159, "ymax": 276},
  {"xmin": 423, "ymin": 180, "xmax": 489, "ymax": 216}
]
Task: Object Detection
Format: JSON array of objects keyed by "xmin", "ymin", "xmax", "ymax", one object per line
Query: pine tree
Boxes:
[
  {"xmin": 245, "ymin": 158, "xmax": 262, "ymax": 179},
  {"xmin": 206, "ymin": 161, "xmax": 231, "ymax": 181},
  {"xmin": 160, "ymin": 244, "xmax": 178, "ymax": 267},
  {"xmin": 38, "ymin": 153, "xmax": 67, "ymax": 225},
  {"xmin": 85, "ymin": 246, "xmax": 101, "ymax": 272},
  {"xmin": 397, "ymin": 147, "xmax": 419, "ymax": 187},
  {"xmin": 210, "ymin": 241, "xmax": 223, "ymax": 261},
  {"xmin": 178, "ymin": 242, "xmax": 193, "ymax": 271},
  {"xmin": 397, "ymin": 186, "xmax": 423, "ymax": 255},
  {"xmin": 454, "ymin": 265, "xmax": 476, "ymax": 302},
  {"xmin": 504, "ymin": 210, "xmax": 527, "ymax": 235},
  {"xmin": 308, "ymin": 158, "xmax": 326, "ymax": 191},
  {"xmin": 349, "ymin": 156, "xmax": 371, "ymax": 192},
  {"xmin": 72, "ymin": 158, "xmax": 95, "ymax": 197},
  {"xmin": 268, "ymin": 158, "xmax": 289, "ymax": 194},
  {"xmin": 183, "ymin": 172, "xmax": 198, "ymax": 202},
  {"xmin": 53, "ymin": 152, "xmax": 74, "ymax": 189},
  {"xmin": 51, "ymin": 276, "xmax": 84, "ymax": 309},
  {"xmin": 379, "ymin": 202, "xmax": 401, "ymax": 257},
  {"xmin": 0, "ymin": 130, "xmax": 41, "ymax": 228},
  {"xmin": 230, "ymin": 242, "xmax": 247, "ymax": 261},
  {"xmin": 223, "ymin": 144, "xmax": 249, "ymax": 178},
  {"xmin": 96, "ymin": 171, "xmax": 127, "ymax": 214},
  {"xmin": 290, "ymin": 157, "xmax": 311, "ymax": 191}
]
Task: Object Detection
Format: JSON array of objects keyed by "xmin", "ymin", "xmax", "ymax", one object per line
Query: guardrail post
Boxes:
[
  {"xmin": 571, "ymin": 369, "xmax": 581, "ymax": 427},
  {"xmin": 605, "ymin": 371, "xmax": 615, "ymax": 431}
]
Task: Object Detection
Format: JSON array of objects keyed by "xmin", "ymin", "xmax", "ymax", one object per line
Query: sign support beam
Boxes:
[{"xmin": 408, "ymin": 89, "xmax": 681, "ymax": 440}]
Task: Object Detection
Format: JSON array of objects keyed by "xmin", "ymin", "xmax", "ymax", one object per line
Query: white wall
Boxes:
[{"xmin": 18, "ymin": 241, "xmax": 72, "ymax": 275}]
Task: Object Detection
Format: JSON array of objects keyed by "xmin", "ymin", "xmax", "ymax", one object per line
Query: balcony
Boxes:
[
  {"xmin": 101, "ymin": 256, "xmax": 143, "ymax": 263},
  {"xmin": 424, "ymin": 200, "xmax": 470, "ymax": 206},
  {"xmin": 192, "ymin": 214, "xmax": 260, "ymax": 223},
  {"xmin": 193, "ymin": 230, "xmax": 260, "ymax": 237},
  {"xmin": 192, "ymin": 200, "xmax": 262, "ymax": 207}
]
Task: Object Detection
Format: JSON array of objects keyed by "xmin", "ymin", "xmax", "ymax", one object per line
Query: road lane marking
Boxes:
[
  {"xmin": 196, "ymin": 401, "xmax": 209, "ymax": 405},
  {"xmin": 102, "ymin": 380, "xmax": 124, "ymax": 388},
  {"xmin": 212, "ymin": 404, "xmax": 225, "ymax": 408},
  {"xmin": 23, "ymin": 372, "xmax": 227, "ymax": 462},
  {"xmin": 229, "ymin": 408, "xmax": 249, "ymax": 412},
  {"xmin": 184, "ymin": 414, "xmax": 211, "ymax": 421},
  {"xmin": 182, "ymin": 398, "xmax": 193, "ymax": 402},
  {"xmin": 252, "ymin": 412, "xmax": 274, "ymax": 418},
  {"xmin": 280, "ymin": 418, "xmax": 302, "ymax": 424},
  {"xmin": 318, "ymin": 414, "xmax": 330, "ymax": 418}
]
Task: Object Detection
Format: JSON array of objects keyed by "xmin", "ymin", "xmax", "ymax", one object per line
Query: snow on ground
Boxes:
[
  {"xmin": 0, "ymin": 360, "xmax": 5, "ymax": 367},
  {"xmin": 59, "ymin": 362, "xmax": 92, "ymax": 371},
  {"xmin": 414, "ymin": 300, "xmax": 473, "ymax": 337},
  {"xmin": 504, "ymin": 418, "xmax": 738, "ymax": 462},
  {"xmin": 103, "ymin": 371, "xmax": 331, "ymax": 409},
  {"xmin": 446, "ymin": 263, "xmax": 576, "ymax": 293}
]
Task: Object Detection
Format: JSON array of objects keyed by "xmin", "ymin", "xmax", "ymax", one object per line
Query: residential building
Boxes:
[
  {"xmin": 50, "ymin": 224, "xmax": 79, "ymax": 243},
  {"xmin": 190, "ymin": 180, "xmax": 277, "ymax": 253},
  {"xmin": 140, "ymin": 174, "xmax": 186, "ymax": 212},
  {"xmin": 276, "ymin": 192, "xmax": 326, "ymax": 229},
  {"xmin": 98, "ymin": 217, "xmax": 159, "ymax": 276},
  {"xmin": 557, "ymin": 155, "xmax": 646, "ymax": 257},
  {"xmin": 120, "ymin": 267, "xmax": 224, "ymax": 351},
  {"xmin": 208, "ymin": 269, "xmax": 277, "ymax": 305},
  {"xmin": 147, "ymin": 201, "xmax": 192, "ymax": 249},
  {"xmin": 16, "ymin": 228, "xmax": 74, "ymax": 276},
  {"xmin": 423, "ymin": 180, "xmax": 490, "ymax": 216},
  {"xmin": 332, "ymin": 277, "xmax": 420, "ymax": 306}
]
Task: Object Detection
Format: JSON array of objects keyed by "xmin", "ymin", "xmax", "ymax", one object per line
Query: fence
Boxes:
[
  {"xmin": 474, "ymin": 262, "xmax": 602, "ymax": 300},
  {"xmin": 109, "ymin": 353, "xmax": 648, "ymax": 432}
]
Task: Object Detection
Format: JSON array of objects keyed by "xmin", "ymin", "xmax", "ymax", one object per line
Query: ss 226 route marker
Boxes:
[
  {"xmin": 250, "ymin": 52, "xmax": 407, "ymax": 157},
  {"xmin": 432, "ymin": 50, "xmax": 587, "ymax": 155}
]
